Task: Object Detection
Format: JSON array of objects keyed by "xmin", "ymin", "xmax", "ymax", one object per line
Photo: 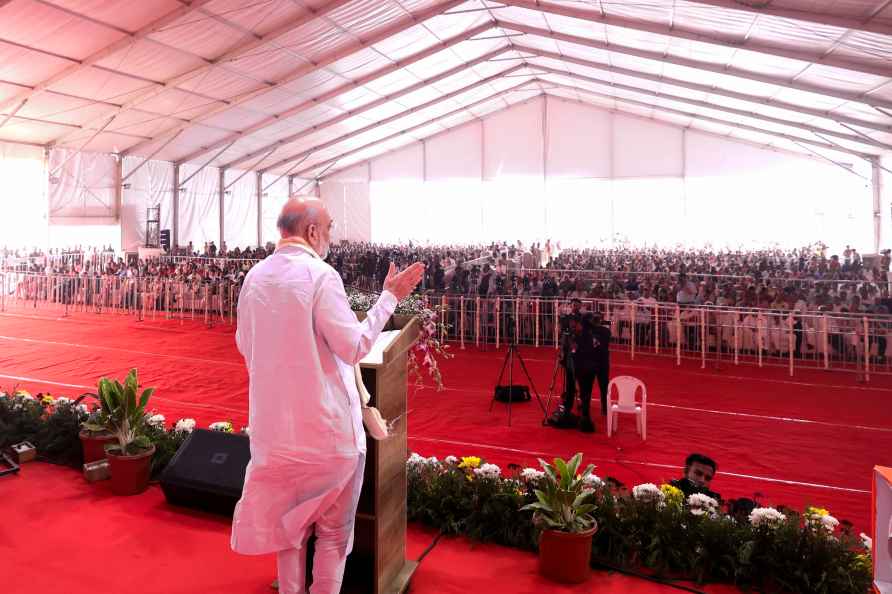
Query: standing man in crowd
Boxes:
[{"xmin": 230, "ymin": 197, "xmax": 424, "ymax": 594}]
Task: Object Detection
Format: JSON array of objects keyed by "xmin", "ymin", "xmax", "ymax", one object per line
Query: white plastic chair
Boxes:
[{"xmin": 606, "ymin": 376, "xmax": 647, "ymax": 440}]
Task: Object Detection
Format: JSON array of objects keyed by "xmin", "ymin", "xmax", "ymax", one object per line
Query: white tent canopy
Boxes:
[{"xmin": 0, "ymin": 0, "xmax": 890, "ymax": 250}]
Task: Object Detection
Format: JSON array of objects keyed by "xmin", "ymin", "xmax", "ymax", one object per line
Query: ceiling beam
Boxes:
[
  {"xmin": 499, "ymin": 0, "xmax": 892, "ymax": 78},
  {"xmin": 540, "ymin": 79, "xmax": 871, "ymax": 158},
  {"xmin": 320, "ymin": 93, "xmax": 851, "ymax": 180},
  {"xmin": 222, "ymin": 43, "xmax": 509, "ymax": 170},
  {"xmin": 291, "ymin": 80, "xmax": 539, "ymax": 178},
  {"xmin": 122, "ymin": 0, "xmax": 465, "ymax": 158},
  {"xmin": 0, "ymin": 0, "xmax": 217, "ymax": 120},
  {"xmin": 664, "ymin": 0, "xmax": 892, "ymax": 37},
  {"xmin": 533, "ymin": 64, "xmax": 890, "ymax": 151},
  {"xmin": 259, "ymin": 63, "xmax": 525, "ymax": 174},
  {"xmin": 498, "ymin": 20, "xmax": 892, "ymax": 111},
  {"xmin": 187, "ymin": 22, "xmax": 495, "ymax": 167},
  {"xmin": 48, "ymin": 0, "xmax": 357, "ymax": 148},
  {"xmin": 518, "ymin": 45, "xmax": 892, "ymax": 134}
]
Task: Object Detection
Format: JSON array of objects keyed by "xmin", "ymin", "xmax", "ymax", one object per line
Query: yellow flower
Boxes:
[
  {"xmin": 15, "ymin": 389, "xmax": 31, "ymax": 398},
  {"xmin": 806, "ymin": 506, "xmax": 830, "ymax": 517},
  {"xmin": 660, "ymin": 483, "xmax": 684, "ymax": 507},
  {"xmin": 41, "ymin": 395, "xmax": 55, "ymax": 405},
  {"xmin": 458, "ymin": 456, "xmax": 481, "ymax": 469}
]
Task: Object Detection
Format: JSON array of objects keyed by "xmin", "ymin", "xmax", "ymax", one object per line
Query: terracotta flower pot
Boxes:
[
  {"xmin": 106, "ymin": 444, "xmax": 156, "ymax": 496},
  {"xmin": 538, "ymin": 527, "xmax": 597, "ymax": 584},
  {"xmin": 79, "ymin": 430, "xmax": 117, "ymax": 464}
]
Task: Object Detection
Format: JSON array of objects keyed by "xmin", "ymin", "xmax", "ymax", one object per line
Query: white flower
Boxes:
[
  {"xmin": 209, "ymin": 421, "xmax": 233, "ymax": 432},
  {"xmin": 241, "ymin": 426, "xmax": 250, "ymax": 436},
  {"xmin": 583, "ymin": 473, "xmax": 604, "ymax": 489},
  {"xmin": 76, "ymin": 403, "xmax": 89, "ymax": 415},
  {"xmin": 0, "ymin": 391, "xmax": 7, "ymax": 399},
  {"xmin": 424, "ymin": 456, "xmax": 439, "ymax": 466},
  {"xmin": 687, "ymin": 493, "xmax": 719, "ymax": 516},
  {"xmin": 819, "ymin": 514, "xmax": 839, "ymax": 533},
  {"xmin": 861, "ymin": 532, "xmax": 872, "ymax": 551},
  {"xmin": 632, "ymin": 483, "xmax": 665, "ymax": 504},
  {"xmin": 521, "ymin": 467, "xmax": 545, "ymax": 483},
  {"xmin": 147, "ymin": 414, "xmax": 166, "ymax": 427},
  {"xmin": 473, "ymin": 463, "xmax": 501, "ymax": 480},
  {"xmin": 444, "ymin": 455, "xmax": 458, "ymax": 465},
  {"xmin": 55, "ymin": 396, "xmax": 71, "ymax": 405},
  {"xmin": 748, "ymin": 507, "xmax": 786, "ymax": 528},
  {"xmin": 175, "ymin": 418, "xmax": 196, "ymax": 433},
  {"xmin": 407, "ymin": 452, "xmax": 426, "ymax": 469}
]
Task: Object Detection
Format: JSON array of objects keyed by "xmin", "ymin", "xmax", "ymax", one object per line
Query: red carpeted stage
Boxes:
[{"xmin": 1, "ymin": 308, "xmax": 890, "ymax": 593}]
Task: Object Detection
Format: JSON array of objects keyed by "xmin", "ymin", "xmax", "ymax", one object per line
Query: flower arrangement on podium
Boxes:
[{"xmin": 347, "ymin": 289, "xmax": 452, "ymax": 390}]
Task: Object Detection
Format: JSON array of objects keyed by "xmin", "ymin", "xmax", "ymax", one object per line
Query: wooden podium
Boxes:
[
  {"xmin": 347, "ymin": 313, "xmax": 419, "ymax": 594},
  {"xmin": 874, "ymin": 466, "xmax": 892, "ymax": 594}
]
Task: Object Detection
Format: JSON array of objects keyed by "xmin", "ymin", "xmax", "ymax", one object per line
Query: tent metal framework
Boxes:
[{"xmin": 1, "ymin": 0, "xmax": 891, "ymax": 229}]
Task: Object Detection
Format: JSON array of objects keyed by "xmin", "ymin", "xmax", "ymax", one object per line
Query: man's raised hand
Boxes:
[{"xmin": 383, "ymin": 262, "xmax": 425, "ymax": 300}]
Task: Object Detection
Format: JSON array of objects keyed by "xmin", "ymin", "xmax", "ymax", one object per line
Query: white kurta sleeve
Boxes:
[{"xmin": 313, "ymin": 269, "xmax": 399, "ymax": 365}]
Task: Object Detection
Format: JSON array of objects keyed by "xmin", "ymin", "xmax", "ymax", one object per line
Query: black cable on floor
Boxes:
[
  {"xmin": 591, "ymin": 561, "xmax": 709, "ymax": 594},
  {"xmin": 415, "ymin": 530, "xmax": 444, "ymax": 564}
]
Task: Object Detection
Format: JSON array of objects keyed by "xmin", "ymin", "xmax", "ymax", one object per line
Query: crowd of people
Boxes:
[{"xmin": 4, "ymin": 240, "xmax": 892, "ymax": 319}]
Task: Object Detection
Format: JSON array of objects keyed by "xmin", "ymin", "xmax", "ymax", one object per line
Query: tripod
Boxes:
[
  {"xmin": 543, "ymin": 340, "xmax": 573, "ymax": 424},
  {"xmin": 489, "ymin": 316, "xmax": 547, "ymax": 426}
]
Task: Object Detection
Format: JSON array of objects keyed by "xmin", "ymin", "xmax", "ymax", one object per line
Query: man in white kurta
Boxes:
[{"xmin": 231, "ymin": 198, "xmax": 423, "ymax": 594}]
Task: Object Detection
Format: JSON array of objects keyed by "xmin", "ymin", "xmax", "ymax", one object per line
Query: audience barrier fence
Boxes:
[{"xmin": 2, "ymin": 271, "xmax": 887, "ymax": 380}]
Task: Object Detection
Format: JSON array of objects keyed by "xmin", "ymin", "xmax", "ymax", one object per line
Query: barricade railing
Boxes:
[
  {"xmin": 2, "ymin": 272, "xmax": 888, "ymax": 379},
  {"xmin": 1, "ymin": 251, "xmax": 119, "ymax": 273},
  {"xmin": 425, "ymin": 293, "xmax": 889, "ymax": 379},
  {"xmin": 0, "ymin": 272, "xmax": 238, "ymax": 326}
]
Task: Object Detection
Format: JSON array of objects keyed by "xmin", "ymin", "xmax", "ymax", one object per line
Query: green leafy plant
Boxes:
[
  {"xmin": 521, "ymin": 453, "xmax": 597, "ymax": 534},
  {"xmin": 96, "ymin": 369, "xmax": 155, "ymax": 455}
]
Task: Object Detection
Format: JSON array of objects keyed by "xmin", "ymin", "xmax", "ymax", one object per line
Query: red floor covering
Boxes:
[
  {"xmin": 0, "ymin": 300, "xmax": 892, "ymax": 594},
  {"xmin": 3, "ymin": 462, "xmax": 739, "ymax": 594},
  {"xmin": 1, "ymin": 307, "xmax": 890, "ymax": 528}
]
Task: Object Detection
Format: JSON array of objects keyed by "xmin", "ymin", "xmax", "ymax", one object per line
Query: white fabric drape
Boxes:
[
  {"xmin": 178, "ymin": 163, "xmax": 220, "ymax": 250},
  {"xmin": 47, "ymin": 148, "xmax": 117, "ymax": 220},
  {"xmin": 261, "ymin": 173, "xmax": 289, "ymax": 246},
  {"xmin": 224, "ymin": 170, "xmax": 258, "ymax": 249},
  {"xmin": 122, "ymin": 157, "xmax": 173, "ymax": 252}
]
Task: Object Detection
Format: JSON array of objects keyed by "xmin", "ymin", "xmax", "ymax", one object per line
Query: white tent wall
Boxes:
[
  {"xmin": 178, "ymin": 163, "xmax": 220, "ymax": 252},
  {"xmin": 881, "ymin": 157, "xmax": 892, "ymax": 254},
  {"xmin": 223, "ymin": 170, "xmax": 259, "ymax": 250},
  {"xmin": 320, "ymin": 164, "xmax": 371, "ymax": 243},
  {"xmin": 328, "ymin": 95, "xmax": 876, "ymax": 252},
  {"xmin": 122, "ymin": 157, "xmax": 173, "ymax": 253},
  {"xmin": 0, "ymin": 141, "xmax": 47, "ymax": 250},
  {"xmin": 261, "ymin": 173, "xmax": 290, "ymax": 246},
  {"xmin": 47, "ymin": 149, "xmax": 117, "ymax": 221},
  {"xmin": 47, "ymin": 148, "xmax": 121, "ymax": 251}
]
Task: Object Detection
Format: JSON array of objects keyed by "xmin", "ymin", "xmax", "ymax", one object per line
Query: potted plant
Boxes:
[
  {"xmin": 521, "ymin": 453, "xmax": 598, "ymax": 583},
  {"xmin": 96, "ymin": 369, "xmax": 156, "ymax": 495},
  {"xmin": 79, "ymin": 398, "xmax": 116, "ymax": 464}
]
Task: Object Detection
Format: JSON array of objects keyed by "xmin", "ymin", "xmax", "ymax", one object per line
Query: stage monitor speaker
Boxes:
[
  {"xmin": 160, "ymin": 429, "xmax": 250, "ymax": 516},
  {"xmin": 493, "ymin": 384, "xmax": 531, "ymax": 403}
]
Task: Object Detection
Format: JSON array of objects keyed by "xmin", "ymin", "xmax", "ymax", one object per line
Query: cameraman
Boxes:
[
  {"xmin": 575, "ymin": 308, "xmax": 612, "ymax": 424},
  {"xmin": 553, "ymin": 300, "xmax": 611, "ymax": 433}
]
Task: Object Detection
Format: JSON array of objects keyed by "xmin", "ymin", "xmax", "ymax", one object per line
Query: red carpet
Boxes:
[
  {"xmin": 2, "ymin": 307, "xmax": 889, "ymax": 530},
  {"xmin": 2, "ymin": 462, "xmax": 740, "ymax": 594}
]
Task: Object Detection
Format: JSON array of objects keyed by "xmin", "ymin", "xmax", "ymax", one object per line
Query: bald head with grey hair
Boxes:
[{"xmin": 277, "ymin": 196, "xmax": 333, "ymax": 258}]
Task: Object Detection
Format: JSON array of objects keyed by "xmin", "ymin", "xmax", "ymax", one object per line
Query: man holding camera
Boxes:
[{"xmin": 550, "ymin": 299, "xmax": 612, "ymax": 433}]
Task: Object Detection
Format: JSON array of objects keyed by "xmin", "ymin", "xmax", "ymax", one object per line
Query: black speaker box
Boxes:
[
  {"xmin": 493, "ymin": 384, "xmax": 531, "ymax": 403},
  {"xmin": 160, "ymin": 429, "xmax": 251, "ymax": 516}
]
